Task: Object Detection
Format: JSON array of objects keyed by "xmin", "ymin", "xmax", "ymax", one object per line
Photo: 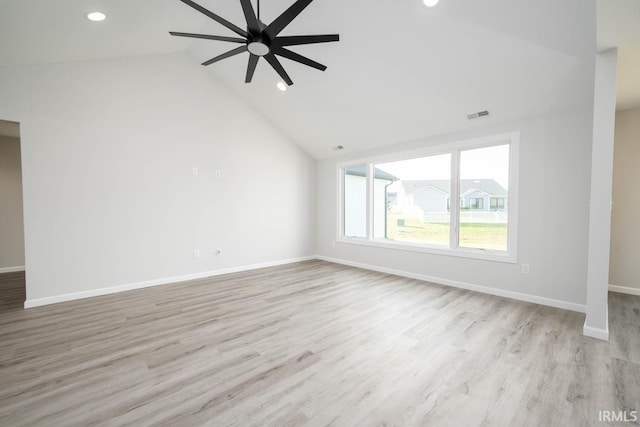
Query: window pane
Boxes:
[
  {"xmin": 374, "ymin": 154, "xmax": 451, "ymax": 246},
  {"xmin": 343, "ymin": 166, "xmax": 367, "ymax": 237},
  {"xmin": 459, "ymin": 144, "xmax": 509, "ymax": 251}
]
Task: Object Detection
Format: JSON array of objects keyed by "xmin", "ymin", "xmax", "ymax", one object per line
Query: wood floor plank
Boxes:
[
  {"xmin": 0, "ymin": 271, "xmax": 25, "ymax": 310},
  {"xmin": 0, "ymin": 262, "xmax": 639, "ymax": 426}
]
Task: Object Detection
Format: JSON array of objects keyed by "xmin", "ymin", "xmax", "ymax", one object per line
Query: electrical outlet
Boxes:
[
  {"xmin": 193, "ymin": 249, "xmax": 201, "ymax": 259},
  {"xmin": 216, "ymin": 248, "xmax": 222, "ymax": 255},
  {"xmin": 215, "ymin": 170, "xmax": 222, "ymax": 178},
  {"xmin": 521, "ymin": 263, "xmax": 530, "ymax": 274},
  {"xmin": 192, "ymin": 167, "xmax": 199, "ymax": 176}
]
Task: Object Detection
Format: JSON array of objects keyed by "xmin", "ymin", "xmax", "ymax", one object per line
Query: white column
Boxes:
[{"xmin": 584, "ymin": 48, "xmax": 618, "ymax": 341}]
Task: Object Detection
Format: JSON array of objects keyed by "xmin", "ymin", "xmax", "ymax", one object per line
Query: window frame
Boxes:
[
  {"xmin": 490, "ymin": 197, "xmax": 506, "ymax": 210},
  {"xmin": 336, "ymin": 132, "xmax": 519, "ymax": 263},
  {"xmin": 469, "ymin": 197, "xmax": 484, "ymax": 210}
]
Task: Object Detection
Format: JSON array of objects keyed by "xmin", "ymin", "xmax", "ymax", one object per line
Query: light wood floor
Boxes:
[{"xmin": 0, "ymin": 261, "xmax": 638, "ymax": 426}]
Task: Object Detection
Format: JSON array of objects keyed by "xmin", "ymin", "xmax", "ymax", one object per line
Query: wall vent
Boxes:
[{"xmin": 467, "ymin": 110, "xmax": 490, "ymax": 120}]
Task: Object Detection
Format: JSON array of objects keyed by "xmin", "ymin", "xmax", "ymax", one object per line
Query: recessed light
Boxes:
[
  {"xmin": 423, "ymin": 0, "xmax": 439, "ymax": 7},
  {"xmin": 277, "ymin": 82, "xmax": 288, "ymax": 91},
  {"xmin": 86, "ymin": 11, "xmax": 106, "ymax": 22}
]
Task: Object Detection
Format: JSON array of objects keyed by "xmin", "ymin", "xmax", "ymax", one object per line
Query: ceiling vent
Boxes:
[{"xmin": 467, "ymin": 110, "xmax": 490, "ymax": 120}]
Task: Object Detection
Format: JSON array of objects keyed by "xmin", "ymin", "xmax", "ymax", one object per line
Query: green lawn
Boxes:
[{"xmin": 386, "ymin": 213, "xmax": 507, "ymax": 250}]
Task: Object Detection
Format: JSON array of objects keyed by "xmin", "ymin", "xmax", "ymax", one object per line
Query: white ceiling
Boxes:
[
  {"xmin": 0, "ymin": 0, "xmax": 636, "ymax": 157},
  {"xmin": 597, "ymin": 0, "xmax": 640, "ymax": 112}
]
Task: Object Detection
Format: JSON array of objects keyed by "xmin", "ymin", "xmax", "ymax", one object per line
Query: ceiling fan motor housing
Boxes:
[{"xmin": 248, "ymin": 21, "xmax": 270, "ymax": 56}]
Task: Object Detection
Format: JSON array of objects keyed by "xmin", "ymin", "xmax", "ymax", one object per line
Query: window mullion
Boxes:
[
  {"xmin": 366, "ymin": 163, "xmax": 374, "ymax": 240},
  {"xmin": 450, "ymin": 150, "xmax": 460, "ymax": 249}
]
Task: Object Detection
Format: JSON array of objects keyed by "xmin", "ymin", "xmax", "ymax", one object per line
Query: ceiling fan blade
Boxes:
[
  {"xmin": 178, "ymin": 0, "xmax": 248, "ymax": 38},
  {"xmin": 273, "ymin": 46, "xmax": 326, "ymax": 71},
  {"xmin": 264, "ymin": 0, "xmax": 314, "ymax": 39},
  {"xmin": 246, "ymin": 54, "xmax": 259, "ymax": 83},
  {"xmin": 275, "ymin": 34, "xmax": 340, "ymax": 47},
  {"xmin": 169, "ymin": 32, "xmax": 246, "ymax": 43},
  {"xmin": 201, "ymin": 46, "xmax": 248, "ymax": 66},
  {"xmin": 264, "ymin": 53, "xmax": 294, "ymax": 85},
  {"xmin": 240, "ymin": 0, "xmax": 261, "ymax": 36}
]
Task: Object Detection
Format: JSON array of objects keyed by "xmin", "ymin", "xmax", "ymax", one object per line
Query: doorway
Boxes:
[
  {"xmin": 609, "ymin": 108, "xmax": 640, "ymax": 297},
  {"xmin": 0, "ymin": 119, "xmax": 25, "ymax": 310}
]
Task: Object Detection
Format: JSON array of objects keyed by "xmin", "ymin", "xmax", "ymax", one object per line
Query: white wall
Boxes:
[
  {"xmin": 317, "ymin": 106, "xmax": 593, "ymax": 309},
  {"xmin": 584, "ymin": 49, "xmax": 617, "ymax": 340},
  {"xmin": 610, "ymin": 107, "xmax": 640, "ymax": 293},
  {"xmin": 0, "ymin": 135, "xmax": 25, "ymax": 270},
  {"xmin": 0, "ymin": 53, "xmax": 316, "ymax": 303}
]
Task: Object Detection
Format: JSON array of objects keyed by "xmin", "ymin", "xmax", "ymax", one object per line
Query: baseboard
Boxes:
[
  {"xmin": 24, "ymin": 256, "xmax": 315, "ymax": 309},
  {"xmin": 22, "ymin": 254, "xmax": 592, "ymax": 313},
  {"xmin": 316, "ymin": 255, "xmax": 586, "ymax": 313},
  {"xmin": 0, "ymin": 266, "xmax": 25, "ymax": 274},
  {"xmin": 583, "ymin": 323, "xmax": 609, "ymax": 341},
  {"xmin": 609, "ymin": 284, "xmax": 640, "ymax": 296}
]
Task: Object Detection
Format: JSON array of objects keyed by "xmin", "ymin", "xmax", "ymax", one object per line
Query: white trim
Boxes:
[
  {"xmin": 335, "ymin": 237, "xmax": 516, "ymax": 263},
  {"xmin": 609, "ymin": 284, "xmax": 640, "ymax": 296},
  {"xmin": 450, "ymin": 149, "xmax": 460, "ymax": 250},
  {"xmin": 21, "ymin": 255, "xmax": 595, "ymax": 316},
  {"xmin": 0, "ymin": 266, "xmax": 25, "ymax": 274},
  {"xmin": 317, "ymin": 255, "xmax": 586, "ymax": 313},
  {"xmin": 24, "ymin": 256, "xmax": 315, "ymax": 309},
  {"xmin": 338, "ymin": 132, "xmax": 518, "ymax": 166},
  {"xmin": 336, "ymin": 132, "xmax": 519, "ymax": 264},
  {"xmin": 583, "ymin": 295, "xmax": 609, "ymax": 341},
  {"xmin": 583, "ymin": 322, "xmax": 609, "ymax": 341},
  {"xmin": 507, "ymin": 133, "xmax": 520, "ymax": 259},
  {"xmin": 336, "ymin": 164, "xmax": 344, "ymax": 240},
  {"xmin": 366, "ymin": 163, "xmax": 374, "ymax": 239}
]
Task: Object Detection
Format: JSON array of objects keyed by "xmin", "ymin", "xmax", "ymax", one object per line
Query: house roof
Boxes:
[
  {"xmin": 346, "ymin": 166, "xmax": 397, "ymax": 182},
  {"xmin": 402, "ymin": 179, "xmax": 507, "ymax": 197}
]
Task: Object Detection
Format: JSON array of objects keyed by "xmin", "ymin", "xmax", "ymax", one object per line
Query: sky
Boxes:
[{"xmin": 377, "ymin": 144, "xmax": 510, "ymax": 189}]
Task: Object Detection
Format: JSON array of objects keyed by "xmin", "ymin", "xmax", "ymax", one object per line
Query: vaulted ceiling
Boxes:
[
  {"xmin": 597, "ymin": 0, "xmax": 640, "ymax": 111},
  {"xmin": 0, "ymin": 0, "xmax": 637, "ymax": 157}
]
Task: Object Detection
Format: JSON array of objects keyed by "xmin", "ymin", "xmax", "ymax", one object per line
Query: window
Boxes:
[
  {"xmin": 490, "ymin": 197, "xmax": 505, "ymax": 210},
  {"xmin": 468, "ymin": 198, "xmax": 484, "ymax": 209},
  {"xmin": 375, "ymin": 154, "xmax": 451, "ymax": 246},
  {"xmin": 343, "ymin": 165, "xmax": 367, "ymax": 237},
  {"xmin": 338, "ymin": 132, "xmax": 518, "ymax": 262},
  {"xmin": 459, "ymin": 145, "xmax": 510, "ymax": 251}
]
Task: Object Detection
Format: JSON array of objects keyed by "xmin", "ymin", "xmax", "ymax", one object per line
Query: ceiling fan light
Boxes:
[
  {"xmin": 423, "ymin": 0, "xmax": 439, "ymax": 7},
  {"xmin": 277, "ymin": 82, "xmax": 288, "ymax": 91},
  {"xmin": 247, "ymin": 42, "xmax": 270, "ymax": 56}
]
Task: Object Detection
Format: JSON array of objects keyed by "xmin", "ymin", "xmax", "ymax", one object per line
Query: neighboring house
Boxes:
[
  {"xmin": 398, "ymin": 179, "xmax": 508, "ymax": 222},
  {"xmin": 344, "ymin": 166, "xmax": 397, "ymax": 238},
  {"xmin": 460, "ymin": 179, "xmax": 508, "ymax": 211}
]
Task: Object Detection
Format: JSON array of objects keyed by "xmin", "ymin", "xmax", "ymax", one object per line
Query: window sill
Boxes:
[{"xmin": 336, "ymin": 237, "xmax": 517, "ymax": 264}]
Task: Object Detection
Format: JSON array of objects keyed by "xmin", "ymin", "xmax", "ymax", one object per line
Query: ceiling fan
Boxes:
[{"xmin": 170, "ymin": 0, "xmax": 339, "ymax": 86}]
